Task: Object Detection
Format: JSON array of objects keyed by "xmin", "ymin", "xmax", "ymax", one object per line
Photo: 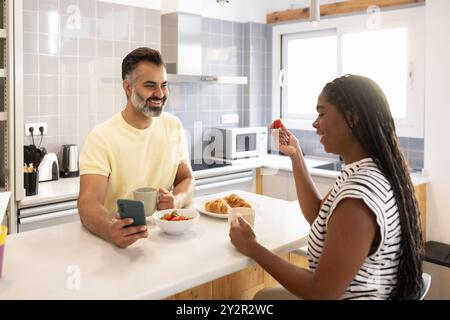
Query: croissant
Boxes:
[
  {"xmin": 224, "ymin": 194, "xmax": 252, "ymax": 208},
  {"xmin": 205, "ymin": 199, "xmax": 230, "ymax": 214}
]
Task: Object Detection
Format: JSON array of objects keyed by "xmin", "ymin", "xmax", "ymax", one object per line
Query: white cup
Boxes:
[
  {"xmin": 133, "ymin": 187, "xmax": 158, "ymax": 217},
  {"xmin": 270, "ymin": 128, "xmax": 281, "ymax": 151},
  {"xmin": 228, "ymin": 207, "xmax": 255, "ymax": 228}
]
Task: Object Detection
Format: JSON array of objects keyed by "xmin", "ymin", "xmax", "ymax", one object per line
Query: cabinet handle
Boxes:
[{"xmin": 195, "ymin": 177, "xmax": 253, "ymax": 191}]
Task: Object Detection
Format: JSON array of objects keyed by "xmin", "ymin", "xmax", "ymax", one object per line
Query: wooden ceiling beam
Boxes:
[{"xmin": 267, "ymin": 0, "xmax": 425, "ymax": 24}]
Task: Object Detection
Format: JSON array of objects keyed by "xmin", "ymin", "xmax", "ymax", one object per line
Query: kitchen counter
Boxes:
[
  {"xmin": 229, "ymin": 154, "xmax": 430, "ymax": 185},
  {"xmin": 19, "ymin": 154, "xmax": 430, "ymax": 208},
  {"xmin": 0, "ymin": 191, "xmax": 309, "ymax": 299},
  {"xmin": 18, "ymin": 177, "xmax": 81, "ymax": 208}
]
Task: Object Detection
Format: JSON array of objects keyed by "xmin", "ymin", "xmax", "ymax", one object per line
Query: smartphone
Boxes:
[{"xmin": 117, "ymin": 199, "xmax": 147, "ymax": 227}]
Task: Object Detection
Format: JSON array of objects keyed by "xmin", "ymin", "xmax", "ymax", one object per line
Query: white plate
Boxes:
[
  {"xmin": 193, "ymin": 201, "xmax": 229, "ymax": 219},
  {"xmin": 193, "ymin": 196, "xmax": 259, "ymax": 219}
]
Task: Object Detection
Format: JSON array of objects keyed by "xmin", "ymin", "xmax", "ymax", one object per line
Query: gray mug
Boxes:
[{"xmin": 133, "ymin": 187, "xmax": 158, "ymax": 217}]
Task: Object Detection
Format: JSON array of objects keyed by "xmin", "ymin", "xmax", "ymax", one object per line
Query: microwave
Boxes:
[{"xmin": 213, "ymin": 127, "xmax": 268, "ymax": 160}]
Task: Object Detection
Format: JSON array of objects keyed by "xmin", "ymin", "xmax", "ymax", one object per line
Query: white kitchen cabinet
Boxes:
[
  {"xmin": 261, "ymin": 168, "xmax": 297, "ymax": 201},
  {"xmin": 261, "ymin": 168, "xmax": 335, "ymax": 200},
  {"xmin": 311, "ymin": 175, "xmax": 335, "ymax": 196}
]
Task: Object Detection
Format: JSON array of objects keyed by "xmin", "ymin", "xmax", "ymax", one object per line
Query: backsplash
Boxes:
[
  {"xmin": 22, "ymin": 1, "xmax": 272, "ymax": 159},
  {"xmin": 166, "ymin": 19, "xmax": 272, "ymax": 158}
]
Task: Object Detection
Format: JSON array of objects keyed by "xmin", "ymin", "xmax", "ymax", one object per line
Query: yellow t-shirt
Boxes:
[{"xmin": 79, "ymin": 112, "xmax": 189, "ymax": 214}]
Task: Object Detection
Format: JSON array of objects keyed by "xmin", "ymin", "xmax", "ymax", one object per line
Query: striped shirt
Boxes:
[{"xmin": 307, "ymin": 158, "xmax": 402, "ymax": 300}]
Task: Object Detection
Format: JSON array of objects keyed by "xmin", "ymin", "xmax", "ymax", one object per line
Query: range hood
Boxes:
[{"xmin": 161, "ymin": 13, "xmax": 248, "ymax": 85}]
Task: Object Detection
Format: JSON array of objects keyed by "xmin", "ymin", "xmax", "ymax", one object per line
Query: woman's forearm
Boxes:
[{"xmin": 290, "ymin": 150, "xmax": 323, "ymax": 224}]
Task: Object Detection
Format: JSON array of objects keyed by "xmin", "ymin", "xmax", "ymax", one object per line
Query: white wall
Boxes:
[
  {"xmin": 160, "ymin": 0, "xmax": 269, "ymax": 22},
  {"xmin": 100, "ymin": 0, "xmax": 347, "ymax": 23},
  {"xmin": 424, "ymin": 0, "xmax": 450, "ymax": 244}
]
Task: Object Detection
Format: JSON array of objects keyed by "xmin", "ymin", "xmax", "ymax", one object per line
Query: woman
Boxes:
[{"xmin": 229, "ymin": 74, "xmax": 424, "ymax": 300}]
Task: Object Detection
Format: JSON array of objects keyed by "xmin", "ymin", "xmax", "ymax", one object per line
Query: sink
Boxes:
[
  {"xmin": 313, "ymin": 161, "xmax": 342, "ymax": 171},
  {"xmin": 314, "ymin": 161, "xmax": 422, "ymax": 174}
]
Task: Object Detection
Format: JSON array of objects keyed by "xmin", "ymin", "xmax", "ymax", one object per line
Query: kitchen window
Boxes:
[{"xmin": 272, "ymin": 6, "xmax": 425, "ymax": 138}]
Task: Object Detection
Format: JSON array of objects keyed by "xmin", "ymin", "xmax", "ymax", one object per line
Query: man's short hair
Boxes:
[{"xmin": 121, "ymin": 47, "xmax": 165, "ymax": 81}]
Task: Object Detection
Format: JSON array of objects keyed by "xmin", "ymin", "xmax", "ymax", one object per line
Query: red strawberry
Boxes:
[{"xmin": 271, "ymin": 119, "xmax": 285, "ymax": 129}]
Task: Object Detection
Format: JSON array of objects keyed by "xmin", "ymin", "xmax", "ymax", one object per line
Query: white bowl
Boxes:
[{"xmin": 152, "ymin": 209, "xmax": 199, "ymax": 235}]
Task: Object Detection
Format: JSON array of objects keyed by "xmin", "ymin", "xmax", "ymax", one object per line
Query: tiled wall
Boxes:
[
  {"xmin": 165, "ymin": 18, "xmax": 246, "ymax": 135},
  {"xmin": 22, "ymin": 1, "xmax": 423, "ymax": 169},
  {"xmin": 22, "ymin": 1, "xmax": 273, "ymax": 160},
  {"xmin": 276, "ymin": 130, "xmax": 424, "ymax": 170},
  {"xmin": 243, "ymin": 23, "xmax": 272, "ymax": 127},
  {"xmin": 23, "ymin": 0, "xmax": 161, "ymax": 153},
  {"xmin": 166, "ymin": 19, "xmax": 272, "ymax": 158}
]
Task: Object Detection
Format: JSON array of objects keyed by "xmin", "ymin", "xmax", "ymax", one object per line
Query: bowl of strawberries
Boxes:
[{"xmin": 152, "ymin": 209, "xmax": 199, "ymax": 235}]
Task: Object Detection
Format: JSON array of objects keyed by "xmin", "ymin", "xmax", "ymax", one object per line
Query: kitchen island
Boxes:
[{"xmin": 0, "ymin": 191, "xmax": 309, "ymax": 299}]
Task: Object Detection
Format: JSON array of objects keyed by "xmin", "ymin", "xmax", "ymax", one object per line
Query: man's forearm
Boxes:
[
  {"xmin": 173, "ymin": 177, "xmax": 195, "ymax": 208},
  {"xmin": 78, "ymin": 199, "xmax": 112, "ymax": 242}
]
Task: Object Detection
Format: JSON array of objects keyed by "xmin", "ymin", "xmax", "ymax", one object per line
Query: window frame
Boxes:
[
  {"xmin": 281, "ymin": 29, "xmax": 338, "ymax": 121},
  {"xmin": 271, "ymin": 6, "xmax": 425, "ymax": 138}
]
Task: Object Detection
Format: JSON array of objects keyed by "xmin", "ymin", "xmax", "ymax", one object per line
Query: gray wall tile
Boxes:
[
  {"xmin": 24, "ymin": 0, "xmax": 38, "ymax": 11},
  {"xmin": 222, "ymin": 20, "xmax": 232, "ymax": 35},
  {"xmin": 24, "ymin": 33, "xmax": 39, "ymax": 54},
  {"xmin": 39, "ymin": 34, "xmax": 60, "ymax": 55},
  {"xmin": 39, "ymin": 0, "xmax": 59, "ymax": 13},
  {"xmin": 60, "ymin": 0, "xmax": 78, "ymax": 15},
  {"xmin": 23, "ymin": 11, "xmax": 38, "ymax": 33},
  {"xmin": 78, "ymin": 0, "xmax": 96, "ymax": 18},
  {"xmin": 24, "ymin": 54, "xmax": 38, "ymax": 75},
  {"xmin": 39, "ymin": 12, "xmax": 60, "ymax": 35},
  {"xmin": 145, "ymin": 9, "xmax": 160, "ymax": 26}
]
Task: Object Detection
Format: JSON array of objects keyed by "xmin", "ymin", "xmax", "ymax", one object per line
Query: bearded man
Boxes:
[{"xmin": 78, "ymin": 48, "xmax": 194, "ymax": 248}]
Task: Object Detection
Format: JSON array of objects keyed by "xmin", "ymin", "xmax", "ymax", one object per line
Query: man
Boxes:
[{"xmin": 78, "ymin": 47, "xmax": 194, "ymax": 248}]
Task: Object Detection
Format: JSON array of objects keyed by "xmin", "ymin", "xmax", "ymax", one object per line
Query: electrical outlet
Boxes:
[
  {"xmin": 25, "ymin": 122, "xmax": 48, "ymax": 136},
  {"xmin": 221, "ymin": 114, "xmax": 239, "ymax": 124}
]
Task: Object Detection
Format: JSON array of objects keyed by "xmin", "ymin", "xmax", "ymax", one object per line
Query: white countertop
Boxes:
[
  {"xmin": 19, "ymin": 154, "xmax": 430, "ymax": 208},
  {"xmin": 19, "ymin": 177, "xmax": 80, "ymax": 208},
  {"xmin": 228, "ymin": 154, "xmax": 430, "ymax": 185},
  {"xmin": 0, "ymin": 191, "xmax": 310, "ymax": 299}
]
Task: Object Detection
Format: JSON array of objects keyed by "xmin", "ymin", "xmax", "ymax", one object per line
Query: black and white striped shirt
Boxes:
[{"xmin": 307, "ymin": 158, "xmax": 401, "ymax": 300}]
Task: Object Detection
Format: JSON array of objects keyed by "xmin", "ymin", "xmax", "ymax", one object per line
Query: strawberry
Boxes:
[
  {"xmin": 271, "ymin": 119, "xmax": 285, "ymax": 129},
  {"xmin": 162, "ymin": 213, "xmax": 172, "ymax": 221}
]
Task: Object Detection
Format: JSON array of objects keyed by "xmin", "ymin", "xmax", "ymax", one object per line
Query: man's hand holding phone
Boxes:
[
  {"xmin": 107, "ymin": 213, "xmax": 148, "ymax": 248},
  {"xmin": 109, "ymin": 199, "xmax": 149, "ymax": 248}
]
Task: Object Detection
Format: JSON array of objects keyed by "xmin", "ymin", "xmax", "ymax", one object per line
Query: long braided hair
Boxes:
[{"xmin": 322, "ymin": 74, "xmax": 424, "ymax": 299}]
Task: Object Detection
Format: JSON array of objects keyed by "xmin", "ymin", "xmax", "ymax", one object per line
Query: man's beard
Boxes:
[{"xmin": 130, "ymin": 87, "xmax": 166, "ymax": 118}]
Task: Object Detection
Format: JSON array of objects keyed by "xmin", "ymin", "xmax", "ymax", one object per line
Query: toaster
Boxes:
[{"xmin": 38, "ymin": 153, "xmax": 59, "ymax": 182}]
